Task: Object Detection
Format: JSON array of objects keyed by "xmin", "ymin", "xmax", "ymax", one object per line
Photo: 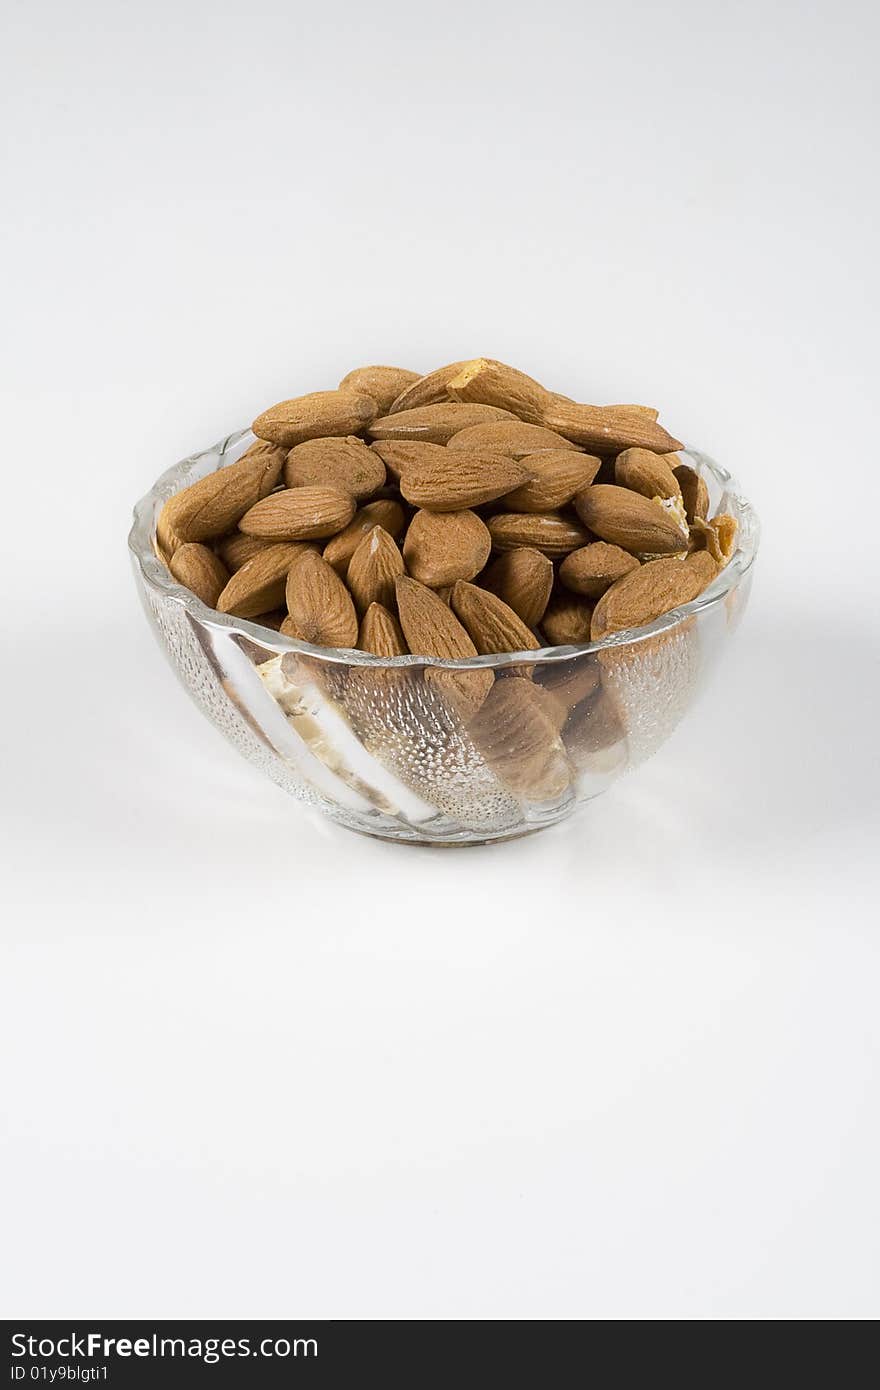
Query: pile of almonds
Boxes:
[{"xmin": 157, "ymin": 358, "xmax": 736, "ymax": 660}]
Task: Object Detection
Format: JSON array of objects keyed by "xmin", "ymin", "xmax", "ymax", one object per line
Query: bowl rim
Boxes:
[{"xmin": 128, "ymin": 428, "xmax": 760, "ymax": 671}]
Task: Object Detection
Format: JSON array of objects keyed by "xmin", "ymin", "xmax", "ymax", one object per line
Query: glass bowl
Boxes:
[{"xmin": 128, "ymin": 429, "xmax": 759, "ymax": 845}]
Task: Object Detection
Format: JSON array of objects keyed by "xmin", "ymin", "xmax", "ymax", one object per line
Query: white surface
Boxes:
[{"xmin": 2, "ymin": 0, "xmax": 879, "ymax": 1320}]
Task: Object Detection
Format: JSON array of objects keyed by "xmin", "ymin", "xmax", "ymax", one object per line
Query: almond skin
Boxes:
[
  {"xmin": 395, "ymin": 576, "xmax": 493, "ymax": 719},
  {"xmin": 542, "ymin": 396, "xmax": 684, "ymax": 454},
  {"xmin": 358, "ymin": 602, "xmax": 408, "ymax": 656},
  {"xmin": 615, "ymin": 448, "xmax": 682, "ymax": 501},
  {"xmin": 574, "ymin": 484, "xmax": 687, "ymax": 555},
  {"xmin": 159, "ymin": 440, "xmax": 285, "ymax": 543},
  {"xmin": 322, "ymin": 499, "xmax": 406, "ymax": 574},
  {"xmin": 285, "ymin": 550, "xmax": 358, "ymax": 648},
  {"xmin": 284, "ymin": 436, "xmax": 386, "ymax": 500},
  {"xmin": 487, "ymin": 512, "xmax": 589, "ymax": 558},
  {"xmin": 450, "ymin": 581, "xmax": 540, "ymax": 667},
  {"xmin": 368, "ymin": 402, "xmax": 518, "ymax": 445},
  {"xmin": 388, "ymin": 361, "xmax": 469, "ymax": 413},
  {"xmin": 590, "ymin": 556, "xmax": 706, "ymax": 640},
  {"xmin": 252, "ymin": 389, "xmax": 377, "ymax": 448},
  {"xmin": 338, "ymin": 365, "xmax": 420, "ymax": 414},
  {"xmin": 503, "ymin": 450, "xmax": 601, "ymax": 512},
  {"xmin": 169, "ymin": 543, "xmax": 229, "ymax": 608},
  {"xmin": 399, "ymin": 448, "xmax": 532, "ymax": 512},
  {"xmin": 346, "ymin": 526, "xmax": 405, "ymax": 615},
  {"xmin": 216, "ymin": 531, "xmax": 275, "ymax": 571},
  {"xmin": 541, "ymin": 593, "xmax": 595, "ymax": 646},
  {"xmin": 239, "ymin": 486, "xmax": 355, "ymax": 540},
  {"xmin": 216, "ymin": 542, "xmax": 313, "ymax": 618},
  {"xmin": 559, "ymin": 542, "xmax": 641, "ymax": 598},
  {"xmin": 481, "ymin": 547, "xmax": 554, "ymax": 627},
  {"xmin": 446, "ymin": 358, "xmax": 550, "ymax": 423},
  {"xmin": 673, "ymin": 463, "xmax": 710, "ymax": 523},
  {"xmin": 447, "ymin": 420, "xmax": 583, "ymax": 458},
  {"xmin": 403, "ymin": 509, "xmax": 491, "ymax": 587}
]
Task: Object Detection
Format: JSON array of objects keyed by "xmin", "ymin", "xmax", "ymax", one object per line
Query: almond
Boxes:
[
  {"xmin": 689, "ymin": 513, "xmax": 738, "ymax": 566},
  {"xmin": 358, "ymin": 602, "xmax": 408, "ymax": 656},
  {"xmin": 156, "ymin": 507, "xmax": 185, "ymax": 562},
  {"xmin": 502, "ymin": 450, "xmax": 601, "ymax": 512},
  {"xmin": 284, "ymin": 435, "xmax": 386, "ymax": 500},
  {"xmin": 346, "ymin": 526, "xmax": 405, "ymax": 614},
  {"xmin": 285, "ymin": 550, "xmax": 358, "ymax": 648},
  {"xmin": 447, "ymin": 420, "xmax": 583, "ymax": 458},
  {"xmin": 487, "ymin": 512, "xmax": 589, "ymax": 558},
  {"xmin": 673, "ymin": 463, "xmax": 710, "ymax": 524},
  {"xmin": 322, "ymin": 499, "xmax": 406, "ymax": 574},
  {"xmin": 450, "ymin": 581, "xmax": 540, "ymax": 668},
  {"xmin": 159, "ymin": 439, "xmax": 285, "ymax": 543},
  {"xmin": 338, "ymin": 364, "xmax": 420, "ymax": 414},
  {"xmin": 614, "ymin": 447, "xmax": 681, "ymax": 501},
  {"xmin": 684, "ymin": 549, "xmax": 720, "ymax": 590},
  {"xmin": 468, "ymin": 679, "xmax": 571, "ymax": 801},
  {"xmin": 542, "ymin": 396, "xmax": 684, "ymax": 454},
  {"xmin": 368, "ymin": 402, "xmax": 518, "ymax": 445},
  {"xmin": 395, "ymin": 576, "xmax": 493, "ymax": 719},
  {"xmin": 481, "ymin": 547, "xmax": 554, "ymax": 627},
  {"xmin": 574, "ymin": 484, "xmax": 687, "ymax": 555},
  {"xmin": 387, "ymin": 361, "xmax": 469, "ymax": 413},
  {"xmin": 541, "ymin": 593, "xmax": 594, "ymax": 646},
  {"xmin": 169, "ymin": 543, "xmax": 230, "ymax": 608},
  {"xmin": 446, "ymin": 358, "xmax": 550, "ymax": 422},
  {"xmin": 536, "ymin": 657, "xmax": 601, "ymax": 712},
  {"xmin": 252, "ymin": 389, "xmax": 377, "ymax": 448},
  {"xmin": 590, "ymin": 556, "xmax": 705, "ymax": 640},
  {"xmin": 399, "ymin": 447, "xmax": 532, "ymax": 511},
  {"xmin": 559, "ymin": 541, "xmax": 641, "ymax": 598},
  {"xmin": 216, "ymin": 542, "xmax": 313, "ymax": 618},
  {"xmin": 239, "ymin": 485, "xmax": 355, "ymax": 540},
  {"xmin": 403, "ymin": 509, "xmax": 491, "ymax": 587},
  {"xmin": 216, "ymin": 531, "xmax": 274, "ymax": 571}
]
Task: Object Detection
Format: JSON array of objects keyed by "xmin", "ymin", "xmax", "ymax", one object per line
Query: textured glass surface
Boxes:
[{"xmin": 128, "ymin": 431, "xmax": 759, "ymax": 844}]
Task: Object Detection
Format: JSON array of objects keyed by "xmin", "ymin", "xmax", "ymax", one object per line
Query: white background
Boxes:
[{"xmin": 2, "ymin": 0, "xmax": 879, "ymax": 1319}]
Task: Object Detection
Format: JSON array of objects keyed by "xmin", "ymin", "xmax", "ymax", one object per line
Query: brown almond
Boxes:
[
  {"xmin": 468, "ymin": 679, "xmax": 570, "ymax": 801},
  {"xmin": 689, "ymin": 513, "xmax": 738, "ymax": 566},
  {"xmin": 487, "ymin": 512, "xmax": 589, "ymax": 558},
  {"xmin": 503, "ymin": 450, "xmax": 602, "ymax": 512},
  {"xmin": 559, "ymin": 542, "xmax": 641, "ymax": 598},
  {"xmin": 252, "ymin": 389, "xmax": 377, "ymax": 448},
  {"xmin": 450, "ymin": 581, "xmax": 540, "ymax": 667},
  {"xmin": 481, "ymin": 548, "xmax": 553, "ymax": 629},
  {"xmin": 395, "ymin": 576, "xmax": 493, "ymax": 719},
  {"xmin": 590, "ymin": 556, "xmax": 705, "ymax": 640},
  {"xmin": 615, "ymin": 447, "xmax": 681, "ymax": 501},
  {"xmin": 338, "ymin": 365, "xmax": 420, "ymax": 414},
  {"xmin": 216, "ymin": 531, "xmax": 274, "ymax": 571},
  {"xmin": 399, "ymin": 448, "xmax": 532, "ymax": 512},
  {"xmin": 285, "ymin": 550, "xmax": 358, "ymax": 648},
  {"xmin": 574, "ymin": 484, "xmax": 687, "ymax": 555},
  {"xmin": 159, "ymin": 439, "xmax": 285, "ymax": 543},
  {"xmin": 403, "ymin": 509, "xmax": 491, "ymax": 587},
  {"xmin": 446, "ymin": 358, "xmax": 550, "ymax": 423},
  {"xmin": 346, "ymin": 526, "xmax": 405, "ymax": 615},
  {"xmin": 447, "ymin": 420, "xmax": 583, "ymax": 458},
  {"xmin": 368, "ymin": 402, "xmax": 518, "ymax": 445},
  {"xmin": 541, "ymin": 593, "xmax": 595, "ymax": 646},
  {"xmin": 387, "ymin": 361, "xmax": 469, "ymax": 413},
  {"xmin": 169, "ymin": 543, "xmax": 229, "ymax": 608},
  {"xmin": 322, "ymin": 499, "xmax": 406, "ymax": 574},
  {"xmin": 240, "ymin": 486, "xmax": 355, "ymax": 540},
  {"xmin": 684, "ymin": 549, "xmax": 720, "ymax": 591},
  {"xmin": 284, "ymin": 435, "xmax": 386, "ymax": 500},
  {"xmin": 542, "ymin": 395, "xmax": 684, "ymax": 454},
  {"xmin": 156, "ymin": 507, "xmax": 185, "ymax": 562},
  {"xmin": 216, "ymin": 542, "xmax": 313, "ymax": 618},
  {"xmin": 673, "ymin": 463, "xmax": 710, "ymax": 524},
  {"xmin": 252, "ymin": 609, "xmax": 287, "ymax": 632},
  {"xmin": 358, "ymin": 602, "xmax": 408, "ymax": 657}
]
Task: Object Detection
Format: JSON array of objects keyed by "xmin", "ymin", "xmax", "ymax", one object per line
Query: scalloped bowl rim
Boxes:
[{"xmin": 128, "ymin": 428, "xmax": 760, "ymax": 672}]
